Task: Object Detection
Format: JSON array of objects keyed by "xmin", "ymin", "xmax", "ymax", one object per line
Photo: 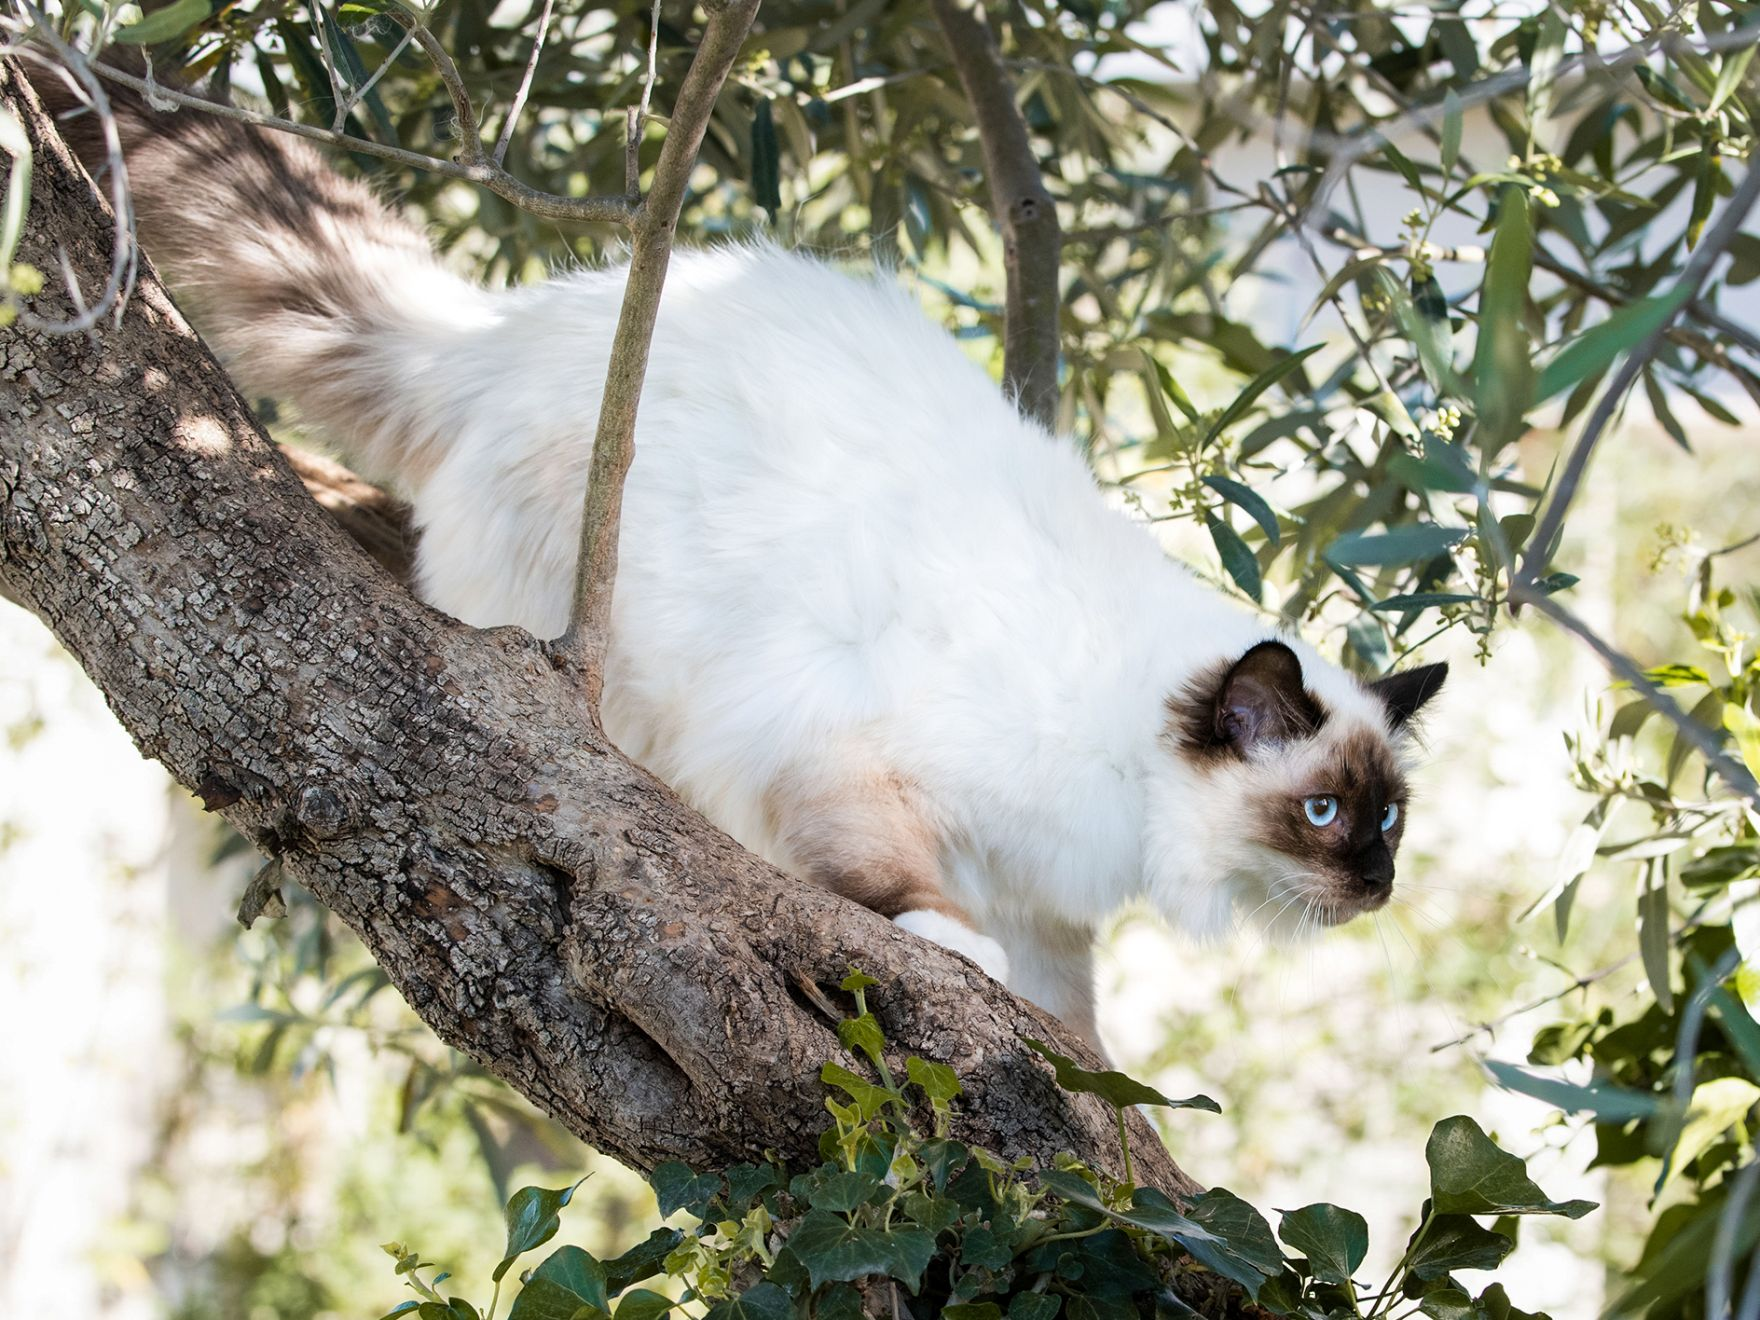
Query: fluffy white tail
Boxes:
[{"xmin": 35, "ymin": 63, "xmax": 485, "ymax": 490}]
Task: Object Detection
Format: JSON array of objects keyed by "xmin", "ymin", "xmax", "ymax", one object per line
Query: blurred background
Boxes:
[{"xmin": 4, "ymin": 0, "xmax": 1759, "ymax": 1316}]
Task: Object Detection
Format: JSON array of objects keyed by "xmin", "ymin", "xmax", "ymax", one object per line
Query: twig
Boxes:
[
  {"xmin": 491, "ymin": 0, "xmax": 554, "ymax": 169},
  {"xmin": 311, "ymin": 2, "xmax": 353, "ymax": 134},
  {"xmin": 930, "ymin": 0, "xmax": 1062, "ymax": 428},
  {"xmin": 557, "ymin": 0, "xmax": 763, "ymax": 719},
  {"xmin": 336, "ymin": 24, "xmax": 415, "ymax": 130},
  {"xmin": 2, "ymin": 20, "xmax": 137, "ymax": 334},
  {"xmin": 383, "ymin": 8, "xmax": 484, "ymax": 165},
  {"xmin": 1516, "ymin": 161, "xmax": 1760, "ymax": 592},
  {"xmin": 1508, "ymin": 582, "xmax": 1760, "ymax": 805},
  {"xmin": 622, "ymin": 0, "xmax": 661, "ymax": 194},
  {"xmin": 77, "ymin": 59, "xmax": 634, "ymax": 225}
]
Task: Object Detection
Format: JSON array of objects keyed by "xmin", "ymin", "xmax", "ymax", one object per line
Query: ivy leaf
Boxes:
[
  {"xmin": 1425, "ymin": 1116, "xmax": 1597, "ymax": 1217},
  {"xmin": 703, "ymin": 1283, "xmax": 794, "ymax": 1320},
  {"xmin": 786, "ymin": 1209, "xmax": 935, "ymax": 1290},
  {"xmin": 604, "ymin": 1229, "xmax": 684, "ymax": 1296},
  {"xmin": 505, "ymin": 1246, "xmax": 607, "ymax": 1320},
  {"xmin": 614, "ymin": 1289, "xmax": 675, "ymax": 1320},
  {"xmin": 648, "ymin": 1163, "xmax": 721, "ymax": 1220},
  {"xmin": 1278, "ymin": 1203, "xmax": 1369, "ymax": 1285},
  {"xmin": 723, "ymin": 1164, "xmax": 783, "ymax": 1211},
  {"xmin": 1008, "ymin": 1295, "xmax": 1062, "ymax": 1320},
  {"xmin": 1025, "ymin": 1040, "xmax": 1220, "ymax": 1112},
  {"xmin": 837, "ymin": 1012, "xmax": 887, "ymax": 1068},
  {"xmin": 495, "ymin": 1183, "xmax": 586, "ymax": 1283},
  {"xmin": 944, "ymin": 1306, "xmax": 1004, "ymax": 1320},
  {"xmin": 1404, "ymin": 1209, "xmax": 1516, "ymax": 1281},
  {"xmin": 839, "ymin": 969, "xmax": 879, "ymax": 993},
  {"xmin": 1184, "ymin": 1188, "xmax": 1285, "ymax": 1297},
  {"xmin": 906, "ymin": 1056, "xmax": 963, "ymax": 1106},
  {"xmin": 820, "ymin": 1061, "xmax": 898, "ymax": 1120}
]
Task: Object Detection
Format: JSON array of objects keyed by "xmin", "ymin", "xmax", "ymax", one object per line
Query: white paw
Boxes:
[{"xmin": 893, "ymin": 910, "xmax": 1010, "ymax": 983}]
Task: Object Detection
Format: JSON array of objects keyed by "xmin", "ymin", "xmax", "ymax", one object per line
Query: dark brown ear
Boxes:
[
  {"xmin": 1369, "ymin": 662, "xmax": 1448, "ymax": 726},
  {"xmin": 1194, "ymin": 640, "xmax": 1325, "ymax": 755}
]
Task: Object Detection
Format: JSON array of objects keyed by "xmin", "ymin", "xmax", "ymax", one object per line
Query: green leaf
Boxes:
[
  {"xmin": 614, "ymin": 1289, "xmax": 674, "ymax": 1320},
  {"xmin": 1025, "ymin": 1040, "xmax": 1220, "ymax": 1112},
  {"xmin": 1008, "ymin": 1295, "xmax": 1062, "ymax": 1320},
  {"xmin": 1371, "ymin": 592, "xmax": 1479, "ymax": 613},
  {"xmin": 1712, "ymin": 43, "xmax": 1758, "ymax": 112},
  {"xmin": 1473, "ymin": 187, "xmax": 1536, "ymax": 456},
  {"xmin": 1326, "ymin": 524, "xmax": 1467, "ymax": 567},
  {"xmin": 1152, "ymin": 357, "xmax": 1201, "ymax": 423},
  {"xmin": 786, "ymin": 1210, "xmax": 935, "ymax": 1290},
  {"xmin": 839, "ymin": 969, "xmax": 879, "ymax": 993},
  {"xmin": 1207, "ymin": 515, "xmax": 1262, "ymax": 601},
  {"xmin": 820, "ymin": 1062, "xmax": 897, "ymax": 1121},
  {"xmin": 1639, "ymin": 868, "xmax": 1674, "ymax": 1014},
  {"xmin": 1377, "ymin": 269, "xmax": 1464, "ymax": 397},
  {"xmin": 1202, "ymin": 345, "xmax": 1324, "ymax": 448},
  {"xmin": 115, "ymin": 0, "xmax": 212, "ymax": 43},
  {"xmin": 1536, "ymin": 289, "xmax": 1689, "ymax": 403},
  {"xmin": 604, "ymin": 1229, "xmax": 684, "ymax": 1295},
  {"xmin": 1202, "ymin": 475, "xmax": 1280, "ymax": 546},
  {"xmin": 751, "ymin": 100, "xmax": 781, "ymax": 218},
  {"xmin": 703, "ymin": 1283, "xmax": 794, "ymax": 1320},
  {"xmin": 1417, "ymin": 1287, "xmax": 1478, "ymax": 1320},
  {"xmin": 1726, "ymin": 705, "xmax": 1760, "ymax": 779},
  {"xmin": 906, "ymin": 1056, "xmax": 963, "ymax": 1106},
  {"xmin": 1441, "ymin": 89, "xmax": 1463, "ymax": 177},
  {"xmin": 837, "ymin": 1012, "xmax": 887, "ymax": 1067},
  {"xmin": 1405, "ymin": 1211, "xmax": 1516, "ymax": 1281},
  {"xmin": 1278, "ymin": 1203, "xmax": 1368, "ymax": 1286},
  {"xmin": 648, "ymin": 1163, "xmax": 720, "ymax": 1220},
  {"xmin": 1425, "ymin": 1116, "xmax": 1597, "ymax": 1218},
  {"xmin": 1185, "ymin": 1188, "xmax": 1286, "ymax": 1295},
  {"xmin": 496, "ymin": 1183, "xmax": 586, "ymax": 1283},
  {"xmin": 506, "ymin": 1246, "xmax": 608, "ymax": 1320},
  {"xmin": 1484, "ymin": 1060, "xmax": 1661, "ymax": 1121},
  {"xmin": 1661, "ymin": 1077, "xmax": 1760, "ymax": 1189}
]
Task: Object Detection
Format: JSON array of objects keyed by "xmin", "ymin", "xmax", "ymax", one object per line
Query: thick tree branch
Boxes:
[
  {"xmin": 557, "ymin": 0, "xmax": 762, "ymax": 719},
  {"xmin": 0, "ymin": 56, "xmax": 1198, "ymax": 1197},
  {"xmin": 929, "ymin": 0, "xmax": 1062, "ymax": 429}
]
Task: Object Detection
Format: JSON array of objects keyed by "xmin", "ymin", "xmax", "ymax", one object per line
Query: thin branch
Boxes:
[
  {"xmin": 557, "ymin": 0, "xmax": 763, "ymax": 718},
  {"xmin": 78, "ymin": 59, "xmax": 635, "ymax": 224},
  {"xmin": 1516, "ymin": 161, "xmax": 1760, "ymax": 592},
  {"xmin": 623, "ymin": 0, "xmax": 662, "ymax": 193},
  {"xmin": 930, "ymin": 0, "xmax": 1062, "ymax": 429},
  {"xmin": 336, "ymin": 24, "xmax": 416, "ymax": 130},
  {"xmin": 1508, "ymin": 582, "xmax": 1760, "ymax": 806},
  {"xmin": 1, "ymin": 21, "xmax": 136, "ymax": 334},
  {"xmin": 491, "ymin": 0, "xmax": 554, "ymax": 169},
  {"xmin": 310, "ymin": 1, "xmax": 353, "ymax": 134},
  {"xmin": 384, "ymin": 8, "xmax": 484, "ymax": 166}
]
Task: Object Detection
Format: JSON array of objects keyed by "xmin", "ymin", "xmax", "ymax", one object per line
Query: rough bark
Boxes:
[{"xmin": 0, "ymin": 61, "xmax": 1199, "ymax": 1196}]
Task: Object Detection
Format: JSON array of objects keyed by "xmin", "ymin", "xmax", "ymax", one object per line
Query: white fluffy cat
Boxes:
[{"xmin": 53, "ymin": 77, "xmax": 1445, "ymax": 1043}]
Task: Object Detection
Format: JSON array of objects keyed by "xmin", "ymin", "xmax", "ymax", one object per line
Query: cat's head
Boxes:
[{"xmin": 1143, "ymin": 639, "xmax": 1446, "ymax": 940}]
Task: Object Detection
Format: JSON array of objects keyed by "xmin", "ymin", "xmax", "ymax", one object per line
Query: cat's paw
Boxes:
[{"xmin": 893, "ymin": 910, "xmax": 1010, "ymax": 983}]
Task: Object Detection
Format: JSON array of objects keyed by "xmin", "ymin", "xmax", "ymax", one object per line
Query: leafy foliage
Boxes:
[
  {"xmin": 377, "ymin": 975, "xmax": 1588, "ymax": 1319},
  {"xmin": 1485, "ymin": 554, "xmax": 1760, "ymax": 1314}
]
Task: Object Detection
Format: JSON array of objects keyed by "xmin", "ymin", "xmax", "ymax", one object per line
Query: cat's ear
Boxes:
[
  {"xmin": 1368, "ymin": 662, "xmax": 1448, "ymax": 727},
  {"xmin": 1172, "ymin": 640, "xmax": 1324, "ymax": 757}
]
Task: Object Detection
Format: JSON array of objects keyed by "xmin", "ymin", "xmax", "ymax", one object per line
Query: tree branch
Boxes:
[
  {"xmin": 929, "ymin": 0, "xmax": 1062, "ymax": 429},
  {"xmin": 557, "ymin": 0, "xmax": 762, "ymax": 719},
  {"xmin": 1516, "ymin": 161, "xmax": 1760, "ymax": 593},
  {"xmin": 0, "ymin": 56, "xmax": 1199, "ymax": 1196}
]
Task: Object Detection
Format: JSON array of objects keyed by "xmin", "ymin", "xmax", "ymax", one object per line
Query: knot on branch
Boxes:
[{"xmin": 294, "ymin": 780, "xmax": 351, "ymax": 839}]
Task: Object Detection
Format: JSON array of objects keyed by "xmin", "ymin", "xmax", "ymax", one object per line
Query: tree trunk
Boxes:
[{"xmin": 0, "ymin": 61, "xmax": 1199, "ymax": 1197}]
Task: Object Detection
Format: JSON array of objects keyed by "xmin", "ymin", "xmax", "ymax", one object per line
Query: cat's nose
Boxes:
[{"xmin": 1358, "ymin": 843, "xmax": 1395, "ymax": 890}]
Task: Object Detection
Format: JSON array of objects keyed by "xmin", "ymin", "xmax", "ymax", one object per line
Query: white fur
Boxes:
[
  {"xmin": 894, "ymin": 910, "xmax": 1010, "ymax": 982},
  {"xmin": 245, "ymin": 242, "xmax": 1409, "ymax": 1031}
]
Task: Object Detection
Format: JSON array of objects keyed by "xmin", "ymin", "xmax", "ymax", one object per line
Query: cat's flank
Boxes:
[{"xmin": 49, "ymin": 76, "xmax": 1444, "ymax": 1044}]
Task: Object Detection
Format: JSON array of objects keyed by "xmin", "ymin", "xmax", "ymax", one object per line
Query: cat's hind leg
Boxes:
[{"xmin": 770, "ymin": 766, "xmax": 1009, "ymax": 983}]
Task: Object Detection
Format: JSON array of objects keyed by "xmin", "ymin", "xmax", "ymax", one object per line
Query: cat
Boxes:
[{"xmin": 41, "ymin": 69, "xmax": 1444, "ymax": 1045}]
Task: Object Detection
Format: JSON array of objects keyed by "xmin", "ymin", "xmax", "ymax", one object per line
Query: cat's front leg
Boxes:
[{"xmin": 892, "ymin": 910, "xmax": 1010, "ymax": 982}]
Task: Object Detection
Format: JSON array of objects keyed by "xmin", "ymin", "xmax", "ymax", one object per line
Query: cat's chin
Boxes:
[{"xmin": 1311, "ymin": 886, "xmax": 1393, "ymax": 927}]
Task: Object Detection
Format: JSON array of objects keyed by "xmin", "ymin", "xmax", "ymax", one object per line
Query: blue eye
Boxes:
[
  {"xmin": 1381, "ymin": 802, "xmax": 1400, "ymax": 832},
  {"xmin": 1303, "ymin": 796, "xmax": 1338, "ymax": 827}
]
